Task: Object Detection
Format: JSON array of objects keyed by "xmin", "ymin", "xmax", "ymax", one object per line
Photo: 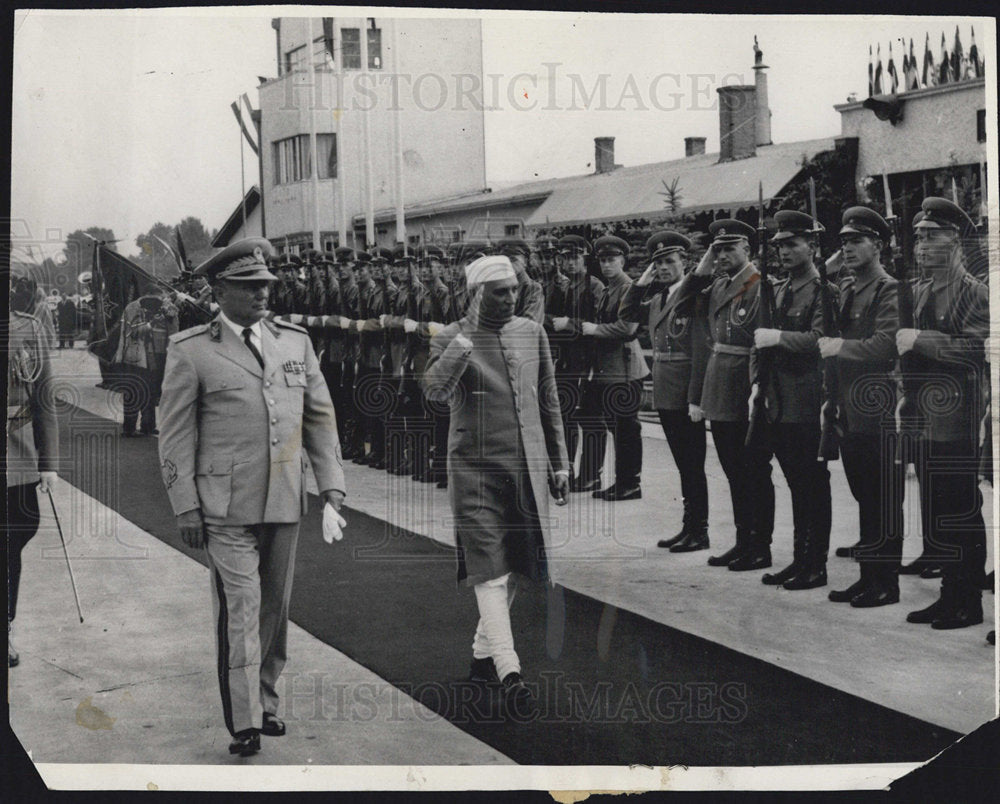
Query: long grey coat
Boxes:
[{"xmin": 422, "ymin": 316, "xmax": 569, "ymax": 587}]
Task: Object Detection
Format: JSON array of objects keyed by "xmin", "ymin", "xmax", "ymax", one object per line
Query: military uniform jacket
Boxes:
[
  {"xmin": 158, "ymin": 316, "xmax": 346, "ymax": 525},
  {"xmin": 322, "ymin": 277, "xmax": 356, "ymax": 365},
  {"xmin": 755, "ymin": 267, "xmax": 830, "ymax": 424},
  {"xmin": 356, "ymin": 280, "xmax": 393, "ymax": 370},
  {"xmin": 589, "ymin": 273, "xmax": 649, "ymax": 384},
  {"xmin": 421, "ymin": 316, "xmax": 569, "ymax": 586},
  {"xmin": 685, "ymin": 263, "xmax": 763, "ymax": 421},
  {"xmin": 832, "ymin": 267, "xmax": 899, "ymax": 436},
  {"xmin": 514, "ymin": 278, "xmax": 545, "ymax": 324},
  {"xmin": 7, "ymin": 312, "xmax": 58, "ymax": 487},
  {"xmin": 909, "ymin": 269, "xmax": 988, "ymax": 442},
  {"xmin": 620, "ymin": 279, "xmax": 697, "ymax": 410},
  {"xmin": 117, "ymin": 297, "xmax": 180, "ymax": 369},
  {"xmin": 552, "ymin": 274, "xmax": 604, "ymax": 376}
]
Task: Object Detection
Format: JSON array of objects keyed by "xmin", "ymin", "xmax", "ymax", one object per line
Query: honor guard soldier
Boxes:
[
  {"xmin": 584, "ymin": 235, "xmax": 649, "ymax": 501},
  {"xmin": 685, "ymin": 220, "xmax": 776, "ymax": 571},
  {"xmin": 383, "ymin": 246, "xmax": 423, "ymax": 475},
  {"xmin": 900, "ymin": 198, "xmax": 989, "ymax": 630},
  {"xmin": 158, "ymin": 238, "xmax": 346, "ymax": 756},
  {"xmin": 818, "ymin": 207, "xmax": 903, "ymax": 608},
  {"xmin": 498, "ymin": 237, "xmax": 545, "ymax": 323},
  {"xmin": 300, "ymin": 248, "xmax": 328, "ymax": 355},
  {"xmin": 332, "ymin": 248, "xmax": 361, "ymax": 459},
  {"xmin": 752, "ymin": 211, "xmax": 834, "ymax": 589},
  {"xmin": 550, "ymin": 235, "xmax": 604, "ymax": 491},
  {"xmin": 620, "ymin": 231, "xmax": 709, "ymax": 546}
]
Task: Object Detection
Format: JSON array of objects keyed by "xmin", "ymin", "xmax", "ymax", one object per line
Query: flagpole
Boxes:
[
  {"xmin": 360, "ymin": 19, "xmax": 375, "ymax": 249},
  {"xmin": 239, "ymin": 96, "xmax": 247, "ymax": 236},
  {"xmin": 391, "ymin": 17, "xmax": 406, "ymax": 250},
  {"xmin": 332, "ymin": 22, "xmax": 348, "ymax": 249},
  {"xmin": 307, "ymin": 16, "xmax": 322, "ymax": 249}
]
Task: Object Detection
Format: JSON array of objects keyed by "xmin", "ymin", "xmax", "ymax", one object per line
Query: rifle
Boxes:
[
  {"xmin": 376, "ymin": 264, "xmax": 393, "ymax": 375},
  {"xmin": 812, "ymin": 177, "xmax": 840, "ymax": 461},
  {"xmin": 745, "ymin": 181, "xmax": 776, "ymax": 447},
  {"xmin": 889, "ymin": 196, "xmax": 920, "ymax": 465}
]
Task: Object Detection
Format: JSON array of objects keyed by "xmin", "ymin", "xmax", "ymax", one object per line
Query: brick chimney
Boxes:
[
  {"xmin": 595, "ymin": 137, "xmax": 616, "ymax": 174},
  {"xmin": 716, "ymin": 85, "xmax": 757, "ymax": 162},
  {"xmin": 684, "ymin": 137, "xmax": 707, "ymax": 157},
  {"xmin": 752, "ymin": 37, "xmax": 772, "ymax": 146}
]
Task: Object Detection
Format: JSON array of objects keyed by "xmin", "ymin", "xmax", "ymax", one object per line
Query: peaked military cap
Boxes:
[
  {"xmin": 422, "ymin": 245, "xmax": 446, "ymax": 261},
  {"xmin": 334, "ymin": 246, "xmax": 357, "ymax": 264},
  {"xmin": 370, "ymin": 247, "xmax": 395, "ymax": 264},
  {"xmin": 197, "ymin": 238, "xmax": 277, "ymax": 282},
  {"xmin": 497, "ymin": 237, "xmax": 531, "ymax": 256},
  {"xmin": 535, "ymin": 235, "xmax": 558, "ymax": 254},
  {"xmin": 556, "ymin": 234, "xmax": 590, "ymax": 255},
  {"xmin": 593, "ymin": 235, "xmax": 630, "ymax": 257},
  {"xmin": 280, "ymin": 253, "xmax": 303, "ymax": 268},
  {"xmin": 839, "ymin": 207, "xmax": 890, "ymax": 241},
  {"xmin": 353, "ymin": 250, "xmax": 372, "ymax": 264},
  {"xmin": 911, "ymin": 211, "xmax": 925, "ymax": 229},
  {"xmin": 646, "ymin": 230, "xmax": 691, "ymax": 258},
  {"xmin": 915, "ymin": 197, "xmax": 976, "ymax": 234},
  {"xmin": 393, "ymin": 244, "xmax": 417, "ymax": 264},
  {"xmin": 709, "ymin": 219, "xmax": 755, "ymax": 246},
  {"xmin": 300, "ymin": 248, "xmax": 322, "ymax": 265},
  {"xmin": 770, "ymin": 210, "xmax": 822, "ymax": 242}
]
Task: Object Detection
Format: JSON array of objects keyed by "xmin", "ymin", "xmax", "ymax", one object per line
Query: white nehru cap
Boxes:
[{"xmin": 465, "ymin": 254, "xmax": 516, "ymax": 287}]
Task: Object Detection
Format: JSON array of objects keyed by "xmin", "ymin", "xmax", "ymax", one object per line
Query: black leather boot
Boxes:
[{"xmin": 708, "ymin": 531, "xmax": 748, "ymax": 567}]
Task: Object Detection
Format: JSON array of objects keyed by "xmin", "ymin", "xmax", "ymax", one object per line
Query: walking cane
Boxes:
[{"xmin": 45, "ymin": 488, "xmax": 84, "ymax": 623}]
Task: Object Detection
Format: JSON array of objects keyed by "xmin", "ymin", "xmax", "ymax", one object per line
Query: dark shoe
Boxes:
[
  {"xmin": 762, "ymin": 562, "xmax": 800, "ymax": 586},
  {"xmin": 595, "ymin": 484, "xmax": 641, "ymax": 501},
  {"xmin": 670, "ymin": 530, "xmax": 708, "ymax": 553},
  {"xmin": 987, "ymin": 630, "xmax": 995, "ymax": 646},
  {"xmin": 370, "ymin": 459, "xmax": 387, "ymax": 471},
  {"xmin": 835, "ymin": 541, "xmax": 862, "ymax": 559},
  {"xmin": 501, "ymin": 672, "xmax": 535, "ymax": 718},
  {"xmin": 469, "ymin": 657, "xmax": 499, "ymax": 684},
  {"xmin": 657, "ymin": 529, "xmax": 688, "ymax": 549},
  {"xmin": 261, "ymin": 713, "xmax": 285, "ymax": 737},
  {"xmin": 708, "ymin": 541, "xmax": 747, "ymax": 567},
  {"xmin": 932, "ymin": 606, "xmax": 984, "ymax": 630},
  {"xmin": 121, "ymin": 430, "xmax": 137, "ymax": 438},
  {"xmin": 906, "ymin": 596, "xmax": 948, "ymax": 624},
  {"xmin": 228, "ymin": 729, "xmax": 261, "ymax": 756},
  {"xmin": 900, "ymin": 555, "xmax": 940, "ymax": 575},
  {"xmin": 352, "ymin": 453, "xmax": 370, "ymax": 465},
  {"xmin": 828, "ymin": 578, "xmax": 867, "ymax": 603},
  {"xmin": 850, "ymin": 587, "xmax": 899, "ymax": 608},
  {"xmin": 919, "ymin": 566, "xmax": 944, "ymax": 579},
  {"xmin": 571, "ymin": 478, "xmax": 601, "ymax": 493},
  {"xmin": 138, "ymin": 428, "xmax": 158, "ymax": 436},
  {"xmin": 728, "ymin": 549, "xmax": 771, "ymax": 572},
  {"xmin": 783, "ymin": 568, "xmax": 828, "ymax": 590}
]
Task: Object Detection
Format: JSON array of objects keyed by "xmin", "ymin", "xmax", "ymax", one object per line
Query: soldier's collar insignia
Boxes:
[{"xmin": 210, "ymin": 320, "xmax": 222, "ymax": 341}]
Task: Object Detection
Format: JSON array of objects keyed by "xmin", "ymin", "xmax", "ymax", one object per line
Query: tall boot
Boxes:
[
  {"xmin": 728, "ymin": 532, "xmax": 772, "ymax": 571},
  {"xmin": 931, "ymin": 579, "xmax": 984, "ymax": 630},
  {"xmin": 670, "ymin": 520, "xmax": 709, "ymax": 553},
  {"xmin": 763, "ymin": 530, "xmax": 804, "ymax": 585},
  {"xmin": 658, "ymin": 502, "xmax": 690, "ymax": 549},
  {"xmin": 708, "ymin": 530, "xmax": 749, "ymax": 567},
  {"xmin": 783, "ymin": 532, "xmax": 828, "ymax": 590}
]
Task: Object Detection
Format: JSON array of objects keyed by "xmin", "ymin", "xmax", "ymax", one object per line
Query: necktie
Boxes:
[{"xmin": 242, "ymin": 327, "xmax": 264, "ymax": 370}]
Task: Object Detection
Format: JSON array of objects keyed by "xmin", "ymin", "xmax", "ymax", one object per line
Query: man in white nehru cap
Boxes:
[{"xmin": 422, "ymin": 254, "xmax": 570, "ymax": 713}]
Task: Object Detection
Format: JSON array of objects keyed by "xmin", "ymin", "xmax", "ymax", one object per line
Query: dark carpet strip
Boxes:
[{"xmin": 56, "ymin": 402, "xmax": 959, "ymax": 765}]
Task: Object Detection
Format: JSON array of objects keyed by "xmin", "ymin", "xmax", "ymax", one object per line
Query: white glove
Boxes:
[
  {"xmin": 339, "ymin": 317, "xmax": 351, "ymax": 330},
  {"xmin": 818, "ymin": 336, "xmax": 844, "ymax": 358},
  {"xmin": 754, "ymin": 328, "xmax": 781, "ymax": 348},
  {"xmin": 552, "ymin": 316, "xmax": 569, "ymax": 331},
  {"xmin": 38, "ymin": 471, "xmax": 58, "ymax": 494},
  {"xmin": 403, "ymin": 318, "xmax": 418, "ymax": 334},
  {"xmin": 896, "ymin": 328, "xmax": 920, "ymax": 356},
  {"xmin": 379, "ymin": 314, "xmax": 388, "ymax": 327},
  {"xmin": 688, "ymin": 403, "xmax": 704, "ymax": 423},
  {"xmin": 322, "ymin": 502, "xmax": 347, "ymax": 544},
  {"xmin": 353, "ymin": 319, "xmax": 365, "ymax": 332},
  {"xmin": 455, "ymin": 333, "xmax": 473, "ymax": 351},
  {"xmin": 581, "ymin": 322, "xmax": 598, "ymax": 336}
]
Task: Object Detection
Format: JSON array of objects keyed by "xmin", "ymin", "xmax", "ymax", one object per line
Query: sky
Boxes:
[{"xmin": 10, "ymin": 7, "xmax": 993, "ymax": 261}]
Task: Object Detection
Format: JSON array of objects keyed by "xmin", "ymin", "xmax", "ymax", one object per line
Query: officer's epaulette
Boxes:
[
  {"xmin": 170, "ymin": 323, "xmax": 211, "ymax": 343},
  {"xmin": 268, "ymin": 316, "xmax": 306, "ymax": 335}
]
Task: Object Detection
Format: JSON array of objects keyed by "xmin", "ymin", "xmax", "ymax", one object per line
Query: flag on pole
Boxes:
[
  {"xmin": 887, "ymin": 43, "xmax": 899, "ymax": 94},
  {"xmin": 922, "ymin": 32, "xmax": 937, "ymax": 87},
  {"xmin": 874, "ymin": 44, "xmax": 884, "ymax": 94},
  {"xmin": 868, "ymin": 45, "xmax": 874, "ymax": 96},
  {"xmin": 951, "ymin": 26, "xmax": 965, "ymax": 80},
  {"xmin": 152, "ymin": 234, "xmax": 183, "ymax": 272},
  {"xmin": 939, "ymin": 32, "xmax": 951, "ymax": 84},
  {"xmin": 969, "ymin": 28, "xmax": 982, "ymax": 78},
  {"xmin": 176, "ymin": 226, "xmax": 189, "ymax": 270},
  {"xmin": 230, "ymin": 100, "xmax": 259, "ymax": 155},
  {"xmin": 906, "ymin": 39, "xmax": 920, "ymax": 90},
  {"xmin": 87, "ymin": 243, "xmax": 157, "ymax": 365}
]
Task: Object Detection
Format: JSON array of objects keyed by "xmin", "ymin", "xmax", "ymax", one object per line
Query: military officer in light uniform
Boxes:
[
  {"xmin": 158, "ymin": 238, "xmax": 346, "ymax": 757},
  {"xmin": 620, "ymin": 230, "xmax": 710, "ymax": 548},
  {"xmin": 684, "ymin": 220, "xmax": 775, "ymax": 571}
]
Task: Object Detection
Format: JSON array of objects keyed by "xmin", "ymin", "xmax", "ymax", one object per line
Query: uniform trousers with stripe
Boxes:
[{"xmin": 204, "ymin": 522, "xmax": 299, "ymax": 735}]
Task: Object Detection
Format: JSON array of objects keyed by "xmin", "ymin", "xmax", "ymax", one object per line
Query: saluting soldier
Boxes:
[
  {"xmin": 752, "ymin": 210, "xmax": 834, "ymax": 589},
  {"xmin": 582, "ymin": 235, "xmax": 649, "ymax": 501},
  {"xmin": 497, "ymin": 237, "xmax": 545, "ymax": 323},
  {"xmin": 818, "ymin": 207, "xmax": 903, "ymax": 608},
  {"xmin": 899, "ymin": 198, "xmax": 989, "ymax": 630},
  {"xmin": 550, "ymin": 235, "xmax": 604, "ymax": 491},
  {"xmin": 158, "ymin": 239, "xmax": 346, "ymax": 756},
  {"xmin": 620, "ymin": 231, "xmax": 709, "ymax": 547},
  {"xmin": 684, "ymin": 219, "xmax": 775, "ymax": 571}
]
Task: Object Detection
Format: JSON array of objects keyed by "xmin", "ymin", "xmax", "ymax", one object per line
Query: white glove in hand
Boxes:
[
  {"xmin": 339, "ymin": 317, "xmax": 351, "ymax": 330},
  {"xmin": 38, "ymin": 471, "xmax": 58, "ymax": 494},
  {"xmin": 581, "ymin": 322, "xmax": 598, "ymax": 336},
  {"xmin": 322, "ymin": 502, "xmax": 347, "ymax": 544},
  {"xmin": 403, "ymin": 318, "xmax": 418, "ymax": 334},
  {"xmin": 754, "ymin": 328, "xmax": 781, "ymax": 348}
]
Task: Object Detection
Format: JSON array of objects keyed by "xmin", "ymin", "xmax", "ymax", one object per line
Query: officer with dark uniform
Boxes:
[
  {"xmin": 383, "ymin": 246, "xmax": 422, "ymax": 475},
  {"xmin": 584, "ymin": 235, "xmax": 649, "ymax": 501},
  {"xmin": 158, "ymin": 238, "xmax": 346, "ymax": 756},
  {"xmin": 498, "ymin": 237, "xmax": 545, "ymax": 323},
  {"xmin": 333, "ymin": 247, "xmax": 361, "ymax": 458},
  {"xmin": 752, "ymin": 210, "xmax": 834, "ymax": 589},
  {"xmin": 549, "ymin": 235, "xmax": 604, "ymax": 491},
  {"xmin": 818, "ymin": 207, "xmax": 903, "ymax": 608},
  {"xmin": 899, "ymin": 197, "xmax": 989, "ymax": 630},
  {"xmin": 620, "ymin": 231, "xmax": 709, "ymax": 547},
  {"xmin": 684, "ymin": 219, "xmax": 775, "ymax": 571}
]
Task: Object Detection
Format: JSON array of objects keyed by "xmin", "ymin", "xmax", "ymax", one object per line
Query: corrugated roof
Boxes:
[{"xmin": 524, "ymin": 138, "xmax": 836, "ymax": 227}]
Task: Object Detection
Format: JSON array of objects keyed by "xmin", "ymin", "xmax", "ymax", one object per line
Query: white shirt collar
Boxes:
[{"xmin": 218, "ymin": 310, "xmax": 263, "ymax": 347}]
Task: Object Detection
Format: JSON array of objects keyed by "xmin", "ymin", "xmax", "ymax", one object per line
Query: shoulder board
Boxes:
[
  {"xmin": 271, "ymin": 317, "xmax": 307, "ymax": 334},
  {"xmin": 171, "ymin": 323, "xmax": 210, "ymax": 343}
]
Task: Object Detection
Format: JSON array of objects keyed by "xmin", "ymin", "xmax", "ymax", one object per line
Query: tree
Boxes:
[{"xmin": 132, "ymin": 217, "xmax": 215, "ymax": 277}]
